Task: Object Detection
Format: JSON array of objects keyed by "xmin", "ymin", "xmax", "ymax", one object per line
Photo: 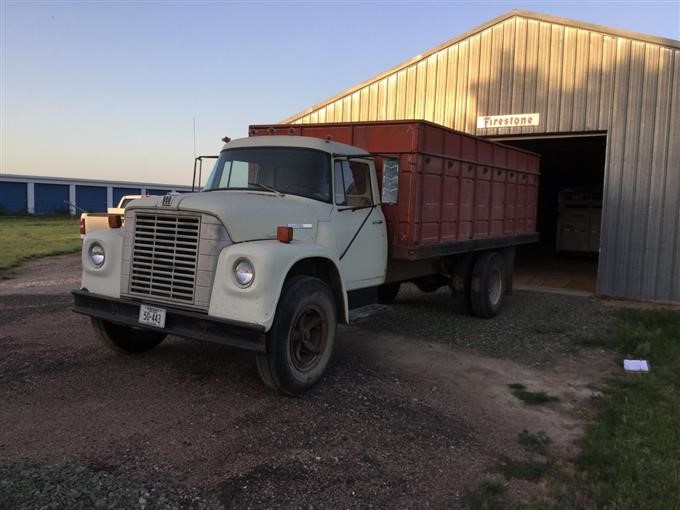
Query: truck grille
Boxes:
[{"xmin": 130, "ymin": 213, "xmax": 201, "ymax": 303}]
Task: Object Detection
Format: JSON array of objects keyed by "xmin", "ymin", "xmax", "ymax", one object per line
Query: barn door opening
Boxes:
[{"xmin": 493, "ymin": 133, "xmax": 607, "ymax": 294}]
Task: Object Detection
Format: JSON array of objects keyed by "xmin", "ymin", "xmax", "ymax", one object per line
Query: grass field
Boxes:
[
  {"xmin": 468, "ymin": 308, "xmax": 680, "ymax": 510},
  {"xmin": 535, "ymin": 308, "xmax": 680, "ymax": 509},
  {"xmin": 575, "ymin": 308, "xmax": 680, "ymax": 509},
  {"xmin": 0, "ymin": 215, "xmax": 81, "ymax": 270}
]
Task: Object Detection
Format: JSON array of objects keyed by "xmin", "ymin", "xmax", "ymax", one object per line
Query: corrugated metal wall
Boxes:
[{"xmin": 285, "ymin": 12, "xmax": 680, "ymax": 303}]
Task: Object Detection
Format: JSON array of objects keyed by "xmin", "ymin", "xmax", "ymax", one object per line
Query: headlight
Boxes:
[
  {"xmin": 233, "ymin": 258, "xmax": 255, "ymax": 288},
  {"xmin": 88, "ymin": 243, "xmax": 105, "ymax": 268}
]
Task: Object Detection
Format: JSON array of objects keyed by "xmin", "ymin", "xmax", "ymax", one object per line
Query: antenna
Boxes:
[{"xmin": 193, "ymin": 117, "xmax": 197, "ymax": 159}]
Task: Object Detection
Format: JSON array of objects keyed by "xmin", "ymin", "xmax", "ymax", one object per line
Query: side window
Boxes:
[
  {"xmin": 347, "ymin": 161, "xmax": 373, "ymax": 207},
  {"xmin": 335, "ymin": 160, "xmax": 373, "ymax": 207}
]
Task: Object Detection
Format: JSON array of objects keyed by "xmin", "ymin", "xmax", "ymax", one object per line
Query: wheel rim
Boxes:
[
  {"xmin": 488, "ymin": 268, "xmax": 503, "ymax": 306},
  {"xmin": 289, "ymin": 305, "xmax": 328, "ymax": 372}
]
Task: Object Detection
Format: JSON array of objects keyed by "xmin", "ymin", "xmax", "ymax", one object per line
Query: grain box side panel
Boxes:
[{"xmin": 250, "ymin": 121, "xmax": 540, "ymax": 260}]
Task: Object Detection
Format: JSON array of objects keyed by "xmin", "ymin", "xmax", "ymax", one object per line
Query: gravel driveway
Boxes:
[
  {"xmin": 362, "ymin": 283, "xmax": 612, "ymax": 366},
  {"xmin": 0, "ymin": 253, "xmax": 614, "ymax": 509}
]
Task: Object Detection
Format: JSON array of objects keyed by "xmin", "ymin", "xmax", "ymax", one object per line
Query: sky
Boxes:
[{"xmin": 1, "ymin": 1, "xmax": 678, "ymax": 186}]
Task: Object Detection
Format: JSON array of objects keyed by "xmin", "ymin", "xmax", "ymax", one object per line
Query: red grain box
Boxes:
[{"xmin": 249, "ymin": 120, "xmax": 540, "ymax": 260}]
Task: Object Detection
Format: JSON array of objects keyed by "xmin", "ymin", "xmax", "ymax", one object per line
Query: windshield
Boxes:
[{"xmin": 203, "ymin": 147, "xmax": 332, "ymax": 203}]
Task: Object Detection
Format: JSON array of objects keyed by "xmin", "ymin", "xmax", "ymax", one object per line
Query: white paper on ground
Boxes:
[{"xmin": 623, "ymin": 359, "xmax": 650, "ymax": 372}]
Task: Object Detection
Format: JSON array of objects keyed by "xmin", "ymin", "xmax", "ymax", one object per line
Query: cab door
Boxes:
[{"xmin": 331, "ymin": 158, "xmax": 388, "ymax": 290}]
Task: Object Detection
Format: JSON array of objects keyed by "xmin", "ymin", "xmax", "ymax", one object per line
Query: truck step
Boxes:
[{"xmin": 349, "ymin": 304, "xmax": 391, "ymax": 323}]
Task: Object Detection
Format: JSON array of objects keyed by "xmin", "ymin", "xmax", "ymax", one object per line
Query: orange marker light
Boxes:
[{"xmin": 277, "ymin": 226, "xmax": 293, "ymax": 243}]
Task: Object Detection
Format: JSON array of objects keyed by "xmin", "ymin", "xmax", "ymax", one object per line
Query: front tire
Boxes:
[
  {"xmin": 256, "ymin": 276, "xmax": 337, "ymax": 395},
  {"xmin": 91, "ymin": 317, "xmax": 166, "ymax": 354}
]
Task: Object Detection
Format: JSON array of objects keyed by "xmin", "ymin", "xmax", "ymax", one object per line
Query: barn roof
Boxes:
[{"xmin": 282, "ymin": 9, "xmax": 679, "ymax": 124}]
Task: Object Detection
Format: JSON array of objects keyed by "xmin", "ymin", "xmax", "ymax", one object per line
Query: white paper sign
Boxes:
[
  {"xmin": 477, "ymin": 113, "xmax": 540, "ymax": 129},
  {"xmin": 623, "ymin": 359, "xmax": 650, "ymax": 372}
]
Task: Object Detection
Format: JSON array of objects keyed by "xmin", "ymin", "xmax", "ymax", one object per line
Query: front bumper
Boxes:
[{"xmin": 72, "ymin": 289, "xmax": 266, "ymax": 352}]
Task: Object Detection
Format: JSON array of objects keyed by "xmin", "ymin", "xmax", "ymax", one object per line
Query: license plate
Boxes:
[{"xmin": 138, "ymin": 304, "xmax": 166, "ymax": 328}]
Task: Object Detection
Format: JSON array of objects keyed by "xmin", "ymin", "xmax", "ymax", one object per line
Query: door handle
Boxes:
[{"xmin": 372, "ymin": 219, "xmax": 384, "ymax": 224}]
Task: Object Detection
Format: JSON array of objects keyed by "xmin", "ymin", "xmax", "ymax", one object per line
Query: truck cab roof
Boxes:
[{"xmin": 224, "ymin": 135, "xmax": 370, "ymax": 158}]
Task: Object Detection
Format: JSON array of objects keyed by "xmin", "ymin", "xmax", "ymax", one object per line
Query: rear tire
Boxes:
[
  {"xmin": 256, "ymin": 276, "xmax": 337, "ymax": 395},
  {"xmin": 377, "ymin": 282, "xmax": 401, "ymax": 304},
  {"xmin": 469, "ymin": 252, "xmax": 506, "ymax": 318},
  {"xmin": 450, "ymin": 254, "xmax": 474, "ymax": 316},
  {"xmin": 91, "ymin": 317, "xmax": 166, "ymax": 354}
]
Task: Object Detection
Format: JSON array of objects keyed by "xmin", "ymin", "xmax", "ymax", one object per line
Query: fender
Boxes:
[
  {"xmin": 209, "ymin": 240, "xmax": 347, "ymax": 331},
  {"xmin": 80, "ymin": 228, "xmax": 124, "ymax": 298}
]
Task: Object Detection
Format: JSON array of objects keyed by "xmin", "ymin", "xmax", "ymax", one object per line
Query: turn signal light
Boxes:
[
  {"xmin": 108, "ymin": 214, "xmax": 122, "ymax": 229},
  {"xmin": 79, "ymin": 218, "xmax": 86, "ymax": 235},
  {"xmin": 277, "ymin": 226, "xmax": 293, "ymax": 243}
]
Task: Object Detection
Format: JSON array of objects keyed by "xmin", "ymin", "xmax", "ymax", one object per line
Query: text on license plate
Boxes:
[{"xmin": 138, "ymin": 304, "xmax": 166, "ymax": 328}]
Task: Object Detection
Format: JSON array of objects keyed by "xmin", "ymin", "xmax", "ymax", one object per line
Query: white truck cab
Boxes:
[{"xmin": 73, "ymin": 136, "xmax": 390, "ymax": 394}]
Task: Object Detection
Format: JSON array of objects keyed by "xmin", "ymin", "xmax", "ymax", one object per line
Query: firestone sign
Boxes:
[{"xmin": 477, "ymin": 113, "xmax": 540, "ymax": 129}]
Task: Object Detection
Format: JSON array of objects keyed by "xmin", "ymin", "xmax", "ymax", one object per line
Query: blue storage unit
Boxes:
[
  {"xmin": 75, "ymin": 185, "xmax": 107, "ymax": 213},
  {"xmin": 0, "ymin": 181, "xmax": 28, "ymax": 214},
  {"xmin": 112, "ymin": 187, "xmax": 141, "ymax": 205},
  {"xmin": 147, "ymin": 188, "xmax": 171, "ymax": 196},
  {"xmin": 1, "ymin": 176, "xmax": 191, "ymax": 216},
  {"xmin": 34, "ymin": 183, "xmax": 69, "ymax": 214}
]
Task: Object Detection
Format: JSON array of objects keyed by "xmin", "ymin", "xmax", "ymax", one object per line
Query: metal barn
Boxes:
[{"xmin": 283, "ymin": 10, "xmax": 680, "ymax": 304}]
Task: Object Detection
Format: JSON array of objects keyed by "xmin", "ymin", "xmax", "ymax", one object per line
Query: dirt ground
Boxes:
[{"xmin": 0, "ymin": 253, "xmax": 615, "ymax": 509}]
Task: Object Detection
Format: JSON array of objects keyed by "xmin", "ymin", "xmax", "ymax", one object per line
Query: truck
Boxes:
[
  {"xmin": 72, "ymin": 120, "xmax": 540, "ymax": 395},
  {"xmin": 79, "ymin": 195, "xmax": 143, "ymax": 239}
]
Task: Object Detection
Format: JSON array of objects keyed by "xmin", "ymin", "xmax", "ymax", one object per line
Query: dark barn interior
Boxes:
[{"xmin": 499, "ymin": 134, "xmax": 607, "ymax": 292}]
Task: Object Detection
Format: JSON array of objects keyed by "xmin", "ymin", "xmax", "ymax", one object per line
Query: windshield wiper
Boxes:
[
  {"xmin": 338, "ymin": 204, "xmax": 377, "ymax": 212},
  {"xmin": 203, "ymin": 184, "xmax": 284, "ymax": 196},
  {"xmin": 248, "ymin": 182, "xmax": 285, "ymax": 196}
]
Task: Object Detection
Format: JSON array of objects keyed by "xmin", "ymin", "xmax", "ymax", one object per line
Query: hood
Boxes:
[{"xmin": 129, "ymin": 191, "xmax": 323, "ymax": 242}]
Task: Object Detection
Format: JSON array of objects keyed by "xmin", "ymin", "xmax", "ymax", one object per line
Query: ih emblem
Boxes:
[{"xmin": 162, "ymin": 194, "xmax": 174, "ymax": 206}]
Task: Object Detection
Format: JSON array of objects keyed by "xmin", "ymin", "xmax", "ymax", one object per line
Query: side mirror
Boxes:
[{"xmin": 381, "ymin": 159, "xmax": 399, "ymax": 205}]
